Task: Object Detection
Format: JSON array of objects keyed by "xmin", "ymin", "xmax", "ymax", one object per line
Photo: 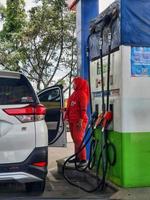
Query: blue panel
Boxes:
[
  {"xmin": 121, "ymin": 0, "xmax": 150, "ymax": 46},
  {"xmin": 80, "ymin": 0, "xmax": 99, "ymax": 79},
  {"xmin": 76, "ymin": 0, "xmax": 99, "ymax": 159},
  {"xmin": 76, "ymin": 1, "xmax": 82, "ymax": 74},
  {"xmin": 81, "ymin": 0, "xmax": 99, "ymax": 159}
]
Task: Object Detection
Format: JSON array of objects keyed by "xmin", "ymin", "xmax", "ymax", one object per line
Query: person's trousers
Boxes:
[{"xmin": 69, "ymin": 121, "xmax": 87, "ymax": 161}]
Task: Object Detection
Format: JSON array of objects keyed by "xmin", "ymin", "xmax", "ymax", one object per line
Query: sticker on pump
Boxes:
[{"xmin": 131, "ymin": 47, "xmax": 150, "ymax": 77}]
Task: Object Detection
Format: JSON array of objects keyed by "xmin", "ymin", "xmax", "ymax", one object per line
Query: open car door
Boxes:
[{"xmin": 38, "ymin": 85, "xmax": 67, "ymax": 147}]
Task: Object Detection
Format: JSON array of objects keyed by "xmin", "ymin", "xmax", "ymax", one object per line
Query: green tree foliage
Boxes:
[
  {"xmin": 1, "ymin": 0, "xmax": 26, "ymax": 40},
  {"xmin": 0, "ymin": 0, "xmax": 27, "ymax": 71},
  {"xmin": 0, "ymin": 0, "xmax": 77, "ymax": 90}
]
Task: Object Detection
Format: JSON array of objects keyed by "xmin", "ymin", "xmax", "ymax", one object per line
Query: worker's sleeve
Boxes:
[{"xmin": 79, "ymin": 92, "xmax": 88, "ymax": 119}]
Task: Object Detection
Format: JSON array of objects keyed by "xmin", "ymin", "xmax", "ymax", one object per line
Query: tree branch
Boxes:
[
  {"xmin": 54, "ymin": 71, "xmax": 71, "ymax": 85},
  {"xmin": 46, "ymin": 6, "xmax": 64, "ymax": 86},
  {"xmin": 33, "ymin": 38, "xmax": 42, "ymax": 72}
]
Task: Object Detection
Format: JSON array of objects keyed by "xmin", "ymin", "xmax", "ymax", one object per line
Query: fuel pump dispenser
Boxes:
[
  {"xmin": 89, "ymin": 0, "xmax": 150, "ymax": 188},
  {"xmin": 63, "ymin": 0, "xmax": 150, "ymax": 191}
]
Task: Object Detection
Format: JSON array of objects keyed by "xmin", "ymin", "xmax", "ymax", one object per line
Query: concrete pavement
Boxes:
[
  {"xmin": 48, "ymin": 141, "xmax": 74, "ymax": 170},
  {"xmin": 110, "ymin": 187, "xmax": 150, "ymax": 200}
]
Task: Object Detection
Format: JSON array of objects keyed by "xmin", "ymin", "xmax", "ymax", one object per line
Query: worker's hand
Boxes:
[
  {"xmin": 60, "ymin": 108, "xmax": 66, "ymax": 112},
  {"xmin": 61, "ymin": 108, "xmax": 68, "ymax": 121},
  {"xmin": 64, "ymin": 118, "xmax": 69, "ymax": 123},
  {"xmin": 77, "ymin": 119, "xmax": 83, "ymax": 130},
  {"xmin": 64, "ymin": 120, "xmax": 69, "ymax": 127}
]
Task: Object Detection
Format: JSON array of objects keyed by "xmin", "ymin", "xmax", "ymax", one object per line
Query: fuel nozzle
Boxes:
[
  {"xmin": 94, "ymin": 111, "xmax": 113, "ymax": 131},
  {"xmin": 94, "ymin": 113, "xmax": 104, "ymax": 129},
  {"xmin": 102, "ymin": 111, "xmax": 113, "ymax": 131}
]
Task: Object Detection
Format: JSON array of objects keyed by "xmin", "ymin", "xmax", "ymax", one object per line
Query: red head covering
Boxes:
[{"xmin": 73, "ymin": 77, "xmax": 89, "ymax": 101}]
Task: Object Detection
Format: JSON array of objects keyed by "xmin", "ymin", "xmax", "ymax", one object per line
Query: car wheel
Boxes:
[{"xmin": 25, "ymin": 180, "xmax": 46, "ymax": 193}]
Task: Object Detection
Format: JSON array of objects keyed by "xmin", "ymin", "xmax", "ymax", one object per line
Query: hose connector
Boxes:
[
  {"xmin": 94, "ymin": 111, "xmax": 113, "ymax": 130},
  {"xmin": 102, "ymin": 111, "xmax": 113, "ymax": 129}
]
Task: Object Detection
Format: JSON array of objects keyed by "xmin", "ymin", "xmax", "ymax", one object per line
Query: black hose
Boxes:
[
  {"xmin": 106, "ymin": 34, "xmax": 111, "ymax": 112},
  {"xmin": 62, "ymin": 11, "xmax": 118, "ymax": 193},
  {"xmin": 88, "ymin": 138, "xmax": 98, "ymax": 170},
  {"xmin": 62, "ymin": 116, "xmax": 116, "ymax": 192},
  {"xmin": 100, "ymin": 47, "xmax": 105, "ymax": 113},
  {"xmin": 87, "ymin": 33, "xmax": 94, "ymax": 114},
  {"xmin": 63, "ymin": 131, "xmax": 102, "ymax": 192},
  {"xmin": 107, "ymin": 141, "xmax": 116, "ymax": 166},
  {"xmin": 63, "ymin": 114, "xmax": 96, "ymax": 171},
  {"xmin": 106, "ymin": 9, "xmax": 119, "ymax": 112}
]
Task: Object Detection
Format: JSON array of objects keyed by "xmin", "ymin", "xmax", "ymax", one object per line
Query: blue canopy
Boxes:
[
  {"xmin": 121, "ymin": 0, "xmax": 150, "ymax": 46},
  {"xmin": 89, "ymin": 0, "xmax": 150, "ymax": 61}
]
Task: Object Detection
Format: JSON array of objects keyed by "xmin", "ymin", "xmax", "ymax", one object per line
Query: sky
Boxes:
[{"xmin": 100, "ymin": 0, "xmax": 115, "ymax": 12}]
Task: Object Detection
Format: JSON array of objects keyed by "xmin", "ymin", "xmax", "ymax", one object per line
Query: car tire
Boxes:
[{"xmin": 25, "ymin": 180, "xmax": 46, "ymax": 193}]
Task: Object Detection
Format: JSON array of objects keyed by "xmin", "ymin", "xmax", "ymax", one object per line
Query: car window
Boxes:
[
  {"xmin": 40, "ymin": 89, "xmax": 60, "ymax": 102},
  {"xmin": 0, "ymin": 75, "xmax": 37, "ymax": 105},
  {"xmin": 39, "ymin": 88, "xmax": 61, "ymax": 109}
]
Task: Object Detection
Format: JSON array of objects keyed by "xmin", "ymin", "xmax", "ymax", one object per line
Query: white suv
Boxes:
[{"xmin": 0, "ymin": 71, "xmax": 66, "ymax": 193}]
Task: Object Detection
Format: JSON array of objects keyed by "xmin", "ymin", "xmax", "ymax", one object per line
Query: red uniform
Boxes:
[{"xmin": 65, "ymin": 77, "xmax": 89, "ymax": 161}]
